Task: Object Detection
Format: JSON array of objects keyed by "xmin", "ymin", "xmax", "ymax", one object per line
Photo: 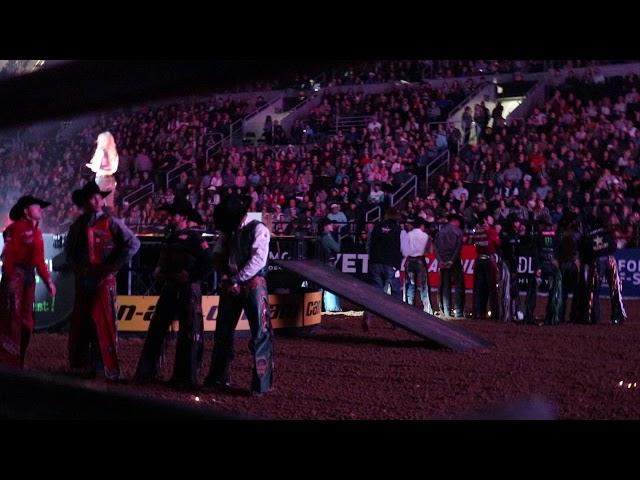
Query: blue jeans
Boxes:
[
  {"xmin": 405, "ymin": 257, "xmax": 433, "ymax": 314},
  {"xmin": 207, "ymin": 276, "xmax": 273, "ymax": 393},
  {"xmin": 369, "ymin": 263, "xmax": 402, "ymax": 300}
]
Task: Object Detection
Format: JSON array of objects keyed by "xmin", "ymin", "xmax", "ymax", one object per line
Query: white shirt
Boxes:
[
  {"xmin": 401, "ymin": 228, "xmax": 430, "ymax": 258},
  {"xmin": 87, "ymin": 149, "xmax": 119, "ymax": 176},
  {"xmin": 216, "ymin": 216, "xmax": 271, "ymax": 283},
  {"xmin": 400, "ymin": 229, "xmax": 410, "ymax": 254}
]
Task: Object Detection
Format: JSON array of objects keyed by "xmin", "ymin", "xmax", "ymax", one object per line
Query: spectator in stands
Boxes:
[
  {"xmin": 462, "ymin": 106, "xmax": 472, "ymax": 144},
  {"xmin": 134, "ymin": 150, "xmax": 153, "ymax": 173},
  {"xmin": 503, "ymin": 161, "xmax": 523, "ymax": 184},
  {"xmin": 315, "ymin": 218, "xmax": 342, "ymax": 313},
  {"xmin": 452, "ymin": 181, "xmax": 469, "ymax": 202},
  {"xmin": 327, "ymin": 203, "xmax": 348, "ymax": 225},
  {"xmin": 263, "ymin": 116, "xmax": 273, "ymax": 145},
  {"xmin": 368, "ymin": 183, "xmax": 385, "ymax": 204}
]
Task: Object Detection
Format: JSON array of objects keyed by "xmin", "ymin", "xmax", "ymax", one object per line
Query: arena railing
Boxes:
[
  {"xmin": 205, "ymin": 93, "xmax": 284, "ymax": 161},
  {"xmin": 334, "ymin": 115, "xmax": 372, "ymax": 133},
  {"xmin": 390, "ymin": 175, "xmax": 417, "ymax": 208},
  {"xmin": 203, "ymin": 131, "xmax": 224, "ymax": 149},
  {"xmin": 365, "ymin": 205, "xmax": 381, "ymax": 223},
  {"xmin": 425, "ymin": 149, "xmax": 450, "ymax": 190},
  {"xmin": 122, "ymin": 182, "xmax": 155, "ymax": 209},
  {"xmin": 165, "ymin": 161, "xmax": 196, "ymax": 190},
  {"xmin": 447, "ymin": 81, "xmax": 494, "ymax": 122}
]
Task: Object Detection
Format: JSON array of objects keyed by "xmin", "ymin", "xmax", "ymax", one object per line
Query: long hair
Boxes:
[{"xmin": 88, "ymin": 131, "xmax": 119, "ymax": 172}]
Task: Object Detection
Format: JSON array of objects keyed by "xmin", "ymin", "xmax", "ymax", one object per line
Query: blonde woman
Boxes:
[{"xmin": 86, "ymin": 132, "xmax": 119, "ymax": 210}]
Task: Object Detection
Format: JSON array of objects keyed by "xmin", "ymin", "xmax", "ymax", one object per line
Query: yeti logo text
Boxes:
[{"xmin": 336, "ymin": 254, "xmax": 369, "ymax": 273}]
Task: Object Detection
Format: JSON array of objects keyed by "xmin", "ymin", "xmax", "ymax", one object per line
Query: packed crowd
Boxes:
[
  {"xmin": 400, "ymin": 73, "xmax": 640, "ymax": 248},
  {"xmin": 0, "ymin": 95, "xmax": 255, "ymax": 233},
  {"xmin": 2, "ymin": 65, "xmax": 640, "ymax": 252}
]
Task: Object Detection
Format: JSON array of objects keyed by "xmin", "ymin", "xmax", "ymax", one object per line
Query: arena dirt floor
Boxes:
[{"xmin": 25, "ymin": 297, "xmax": 640, "ymax": 420}]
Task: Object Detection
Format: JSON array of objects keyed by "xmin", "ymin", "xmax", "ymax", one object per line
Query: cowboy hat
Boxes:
[
  {"xmin": 71, "ymin": 181, "xmax": 111, "ymax": 207},
  {"xmin": 9, "ymin": 195, "xmax": 51, "ymax": 221}
]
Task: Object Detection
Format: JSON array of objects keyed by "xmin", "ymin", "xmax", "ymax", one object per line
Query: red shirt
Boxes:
[
  {"xmin": 1, "ymin": 218, "xmax": 51, "ymax": 283},
  {"xmin": 529, "ymin": 153, "xmax": 545, "ymax": 173},
  {"xmin": 473, "ymin": 226, "xmax": 501, "ymax": 255}
]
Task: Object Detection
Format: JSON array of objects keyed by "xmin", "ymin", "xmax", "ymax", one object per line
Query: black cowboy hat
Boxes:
[
  {"xmin": 9, "ymin": 195, "xmax": 51, "ymax": 221},
  {"xmin": 214, "ymin": 194, "xmax": 252, "ymax": 233},
  {"xmin": 71, "ymin": 181, "xmax": 111, "ymax": 207},
  {"xmin": 159, "ymin": 199, "xmax": 204, "ymax": 225}
]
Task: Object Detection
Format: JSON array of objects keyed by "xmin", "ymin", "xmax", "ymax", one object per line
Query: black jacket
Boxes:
[{"xmin": 368, "ymin": 219, "xmax": 402, "ymax": 269}]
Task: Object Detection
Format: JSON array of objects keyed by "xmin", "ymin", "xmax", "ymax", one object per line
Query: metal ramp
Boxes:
[{"xmin": 274, "ymin": 259, "xmax": 494, "ymax": 352}]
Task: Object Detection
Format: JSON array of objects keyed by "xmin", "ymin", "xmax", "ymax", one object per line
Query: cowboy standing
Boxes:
[
  {"xmin": 401, "ymin": 218, "xmax": 434, "ymax": 314},
  {"xmin": 0, "ymin": 196, "xmax": 56, "ymax": 367},
  {"xmin": 64, "ymin": 182, "xmax": 140, "ymax": 381},
  {"xmin": 204, "ymin": 194, "xmax": 274, "ymax": 396},
  {"xmin": 134, "ymin": 200, "xmax": 214, "ymax": 390}
]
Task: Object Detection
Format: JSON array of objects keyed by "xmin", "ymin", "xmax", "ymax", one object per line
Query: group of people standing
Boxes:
[
  {"xmin": 484, "ymin": 209, "xmax": 626, "ymax": 326},
  {"xmin": 449, "ymin": 206, "xmax": 624, "ymax": 325},
  {"xmin": 0, "ymin": 132, "xmax": 274, "ymax": 397},
  {"xmin": 318, "ymin": 205, "xmax": 627, "ymax": 328}
]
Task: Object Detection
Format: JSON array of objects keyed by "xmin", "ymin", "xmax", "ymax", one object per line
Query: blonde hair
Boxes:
[
  {"xmin": 87, "ymin": 131, "xmax": 119, "ymax": 174},
  {"xmin": 96, "ymin": 131, "xmax": 117, "ymax": 156}
]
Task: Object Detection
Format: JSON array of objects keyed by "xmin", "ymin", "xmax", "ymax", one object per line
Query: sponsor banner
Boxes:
[
  {"xmin": 116, "ymin": 291, "xmax": 322, "ymax": 332},
  {"xmin": 601, "ymin": 250, "xmax": 640, "ymax": 298},
  {"xmin": 267, "ymin": 238, "xmax": 306, "ymax": 272},
  {"xmin": 330, "ymin": 246, "xmax": 640, "ymax": 297},
  {"xmin": 426, "ymin": 245, "xmax": 476, "ymax": 289},
  {"xmin": 333, "ymin": 246, "xmax": 477, "ymax": 289},
  {"xmin": 335, "ymin": 253, "xmax": 370, "ymax": 276}
]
